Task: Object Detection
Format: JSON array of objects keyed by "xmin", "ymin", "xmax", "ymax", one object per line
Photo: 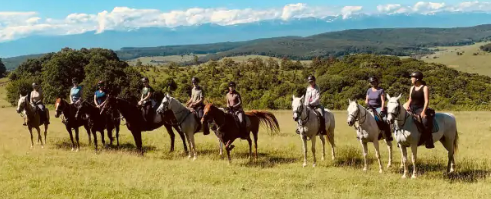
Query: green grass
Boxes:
[
  {"xmin": 1, "ymin": 102, "xmax": 490, "ymax": 198},
  {"xmin": 0, "ymin": 78, "xmax": 10, "ymax": 108},
  {"xmin": 421, "ymin": 42, "xmax": 491, "ymax": 76}
]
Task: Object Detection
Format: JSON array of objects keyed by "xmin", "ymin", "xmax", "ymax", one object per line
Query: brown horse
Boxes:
[
  {"xmin": 102, "ymin": 96, "xmax": 188, "ymax": 155},
  {"xmin": 201, "ymin": 104, "xmax": 280, "ymax": 163},
  {"xmin": 78, "ymin": 101, "xmax": 121, "ymax": 152},
  {"xmin": 55, "ymin": 98, "xmax": 92, "ymax": 151},
  {"xmin": 16, "ymin": 95, "xmax": 50, "ymax": 148}
]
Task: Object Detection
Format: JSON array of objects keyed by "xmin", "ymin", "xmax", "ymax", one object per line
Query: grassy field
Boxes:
[
  {"xmin": 421, "ymin": 42, "xmax": 491, "ymax": 76},
  {"xmin": 1, "ymin": 83, "xmax": 491, "ymax": 198}
]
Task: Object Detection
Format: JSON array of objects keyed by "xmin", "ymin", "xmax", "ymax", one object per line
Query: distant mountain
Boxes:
[{"xmin": 3, "ymin": 13, "xmax": 491, "ymax": 58}]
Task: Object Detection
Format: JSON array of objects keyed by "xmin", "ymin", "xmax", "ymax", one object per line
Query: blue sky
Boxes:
[{"xmin": 0, "ymin": 0, "xmax": 467, "ymax": 17}]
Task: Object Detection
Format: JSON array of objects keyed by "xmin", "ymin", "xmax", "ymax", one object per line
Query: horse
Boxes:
[
  {"xmin": 102, "ymin": 96, "xmax": 188, "ymax": 155},
  {"xmin": 78, "ymin": 101, "xmax": 121, "ymax": 152},
  {"xmin": 292, "ymin": 95, "xmax": 336, "ymax": 167},
  {"xmin": 16, "ymin": 95, "xmax": 50, "ymax": 148},
  {"xmin": 55, "ymin": 98, "xmax": 92, "ymax": 151},
  {"xmin": 386, "ymin": 94, "xmax": 459, "ymax": 178},
  {"xmin": 201, "ymin": 104, "xmax": 280, "ymax": 163},
  {"xmin": 347, "ymin": 100, "xmax": 393, "ymax": 173},
  {"xmin": 157, "ymin": 94, "xmax": 209, "ymax": 160}
]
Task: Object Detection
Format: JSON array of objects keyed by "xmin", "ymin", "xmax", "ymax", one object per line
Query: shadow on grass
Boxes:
[
  {"xmin": 53, "ymin": 140, "xmax": 157, "ymax": 154},
  {"xmin": 332, "ymin": 146, "xmax": 368, "ymax": 168},
  {"xmin": 239, "ymin": 155, "xmax": 297, "ymax": 168}
]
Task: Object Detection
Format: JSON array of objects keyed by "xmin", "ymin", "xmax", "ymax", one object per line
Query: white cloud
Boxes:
[{"xmin": 3, "ymin": 2, "xmax": 491, "ymax": 42}]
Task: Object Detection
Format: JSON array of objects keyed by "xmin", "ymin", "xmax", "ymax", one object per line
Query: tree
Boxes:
[
  {"xmin": 0, "ymin": 58, "xmax": 6, "ymax": 77},
  {"xmin": 136, "ymin": 59, "xmax": 143, "ymax": 67}
]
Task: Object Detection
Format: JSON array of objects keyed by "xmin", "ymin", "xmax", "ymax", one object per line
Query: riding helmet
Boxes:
[
  {"xmin": 368, "ymin": 76, "xmax": 378, "ymax": 83},
  {"xmin": 192, "ymin": 77, "xmax": 200, "ymax": 83},
  {"xmin": 32, "ymin": 82, "xmax": 38, "ymax": 87},
  {"xmin": 97, "ymin": 80, "xmax": 104, "ymax": 86},
  {"xmin": 307, "ymin": 75, "xmax": 316, "ymax": 82},
  {"xmin": 72, "ymin": 77, "xmax": 79, "ymax": 83},
  {"xmin": 141, "ymin": 77, "xmax": 149, "ymax": 83},
  {"xmin": 228, "ymin": 81, "xmax": 236, "ymax": 87},
  {"xmin": 410, "ymin": 71, "xmax": 424, "ymax": 80}
]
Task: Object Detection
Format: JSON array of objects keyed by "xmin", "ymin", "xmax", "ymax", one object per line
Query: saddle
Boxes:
[
  {"xmin": 229, "ymin": 110, "xmax": 248, "ymax": 139},
  {"xmin": 367, "ymin": 107, "xmax": 393, "ymax": 141},
  {"xmin": 310, "ymin": 108, "xmax": 327, "ymax": 136}
]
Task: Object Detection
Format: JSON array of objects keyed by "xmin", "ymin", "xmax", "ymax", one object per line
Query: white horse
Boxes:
[
  {"xmin": 292, "ymin": 95, "xmax": 335, "ymax": 167},
  {"xmin": 346, "ymin": 100, "xmax": 393, "ymax": 173},
  {"xmin": 16, "ymin": 95, "xmax": 49, "ymax": 148},
  {"xmin": 386, "ymin": 94, "xmax": 459, "ymax": 178},
  {"xmin": 157, "ymin": 94, "xmax": 202, "ymax": 160}
]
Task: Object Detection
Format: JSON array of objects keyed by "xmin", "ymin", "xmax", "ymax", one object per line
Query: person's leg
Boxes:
[
  {"xmin": 145, "ymin": 103, "xmax": 152, "ymax": 123},
  {"xmin": 377, "ymin": 107, "xmax": 393, "ymax": 141},
  {"xmin": 423, "ymin": 112, "xmax": 435, "ymax": 148},
  {"xmin": 316, "ymin": 107, "xmax": 326, "ymax": 135},
  {"xmin": 237, "ymin": 111, "xmax": 246, "ymax": 138}
]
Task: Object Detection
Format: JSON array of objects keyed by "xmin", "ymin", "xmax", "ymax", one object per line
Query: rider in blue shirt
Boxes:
[{"xmin": 94, "ymin": 80, "xmax": 107, "ymax": 108}]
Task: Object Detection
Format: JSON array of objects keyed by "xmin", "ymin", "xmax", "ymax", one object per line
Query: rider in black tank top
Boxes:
[{"xmin": 410, "ymin": 86, "xmax": 425, "ymax": 113}]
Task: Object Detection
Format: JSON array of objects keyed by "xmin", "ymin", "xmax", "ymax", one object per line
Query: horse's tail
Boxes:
[
  {"xmin": 453, "ymin": 130, "xmax": 459, "ymax": 154},
  {"xmin": 245, "ymin": 111, "xmax": 280, "ymax": 135}
]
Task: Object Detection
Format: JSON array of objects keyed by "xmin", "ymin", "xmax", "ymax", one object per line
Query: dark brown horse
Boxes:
[
  {"xmin": 201, "ymin": 104, "xmax": 280, "ymax": 163},
  {"xmin": 78, "ymin": 101, "xmax": 121, "ymax": 152},
  {"xmin": 102, "ymin": 96, "xmax": 188, "ymax": 155},
  {"xmin": 55, "ymin": 98, "xmax": 92, "ymax": 151}
]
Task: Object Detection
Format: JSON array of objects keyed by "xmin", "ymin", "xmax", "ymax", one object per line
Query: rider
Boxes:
[
  {"xmin": 94, "ymin": 80, "xmax": 107, "ymax": 109},
  {"xmin": 186, "ymin": 77, "xmax": 204, "ymax": 119},
  {"xmin": 404, "ymin": 71, "xmax": 434, "ymax": 149},
  {"xmin": 304, "ymin": 75, "xmax": 326, "ymax": 135},
  {"xmin": 365, "ymin": 77, "xmax": 392, "ymax": 141},
  {"xmin": 30, "ymin": 83, "xmax": 49, "ymax": 124},
  {"xmin": 226, "ymin": 81, "xmax": 246, "ymax": 138},
  {"xmin": 70, "ymin": 77, "xmax": 83, "ymax": 120},
  {"xmin": 139, "ymin": 77, "xmax": 154, "ymax": 123}
]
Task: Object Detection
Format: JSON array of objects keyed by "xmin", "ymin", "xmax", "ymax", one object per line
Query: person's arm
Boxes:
[
  {"xmin": 380, "ymin": 90, "xmax": 386, "ymax": 111},
  {"xmin": 194, "ymin": 90, "xmax": 204, "ymax": 106},
  {"xmin": 403, "ymin": 86, "xmax": 413, "ymax": 110},
  {"xmin": 226, "ymin": 94, "xmax": 231, "ymax": 108},
  {"xmin": 70, "ymin": 89, "xmax": 74, "ymax": 104},
  {"xmin": 365, "ymin": 89, "xmax": 369, "ymax": 105},
  {"xmin": 309, "ymin": 88, "xmax": 320, "ymax": 106},
  {"xmin": 29, "ymin": 92, "xmax": 34, "ymax": 104},
  {"xmin": 94, "ymin": 94, "xmax": 99, "ymax": 106},
  {"xmin": 233, "ymin": 93, "xmax": 242, "ymax": 108},
  {"xmin": 142, "ymin": 88, "xmax": 153, "ymax": 101},
  {"xmin": 421, "ymin": 86, "xmax": 430, "ymax": 118},
  {"xmin": 39, "ymin": 91, "xmax": 43, "ymax": 103}
]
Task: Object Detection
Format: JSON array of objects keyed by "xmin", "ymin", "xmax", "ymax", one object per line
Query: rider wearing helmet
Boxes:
[
  {"xmin": 139, "ymin": 77, "xmax": 154, "ymax": 122},
  {"xmin": 365, "ymin": 77, "xmax": 392, "ymax": 141},
  {"xmin": 186, "ymin": 77, "xmax": 205, "ymax": 119},
  {"xmin": 70, "ymin": 77, "xmax": 83, "ymax": 120},
  {"xmin": 226, "ymin": 81, "xmax": 246, "ymax": 138},
  {"xmin": 30, "ymin": 82, "xmax": 49, "ymax": 124},
  {"xmin": 94, "ymin": 80, "xmax": 107, "ymax": 108},
  {"xmin": 304, "ymin": 75, "xmax": 326, "ymax": 135},
  {"xmin": 404, "ymin": 71, "xmax": 434, "ymax": 148}
]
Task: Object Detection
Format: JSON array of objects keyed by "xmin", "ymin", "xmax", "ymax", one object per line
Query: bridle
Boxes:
[
  {"xmin": 294, "ymin": 103, "xmax": 309, "ymax": 126},
  {"xmin": 203, "ymin": 106, "xmax": 226, "ymax": 131},
  {"xmin": 387, "ymin": 101, "xmax": 409, "ymax": 130},
  {"xmin": 349, "ymin": 104, "xmax": 367, "ymax": 131}
]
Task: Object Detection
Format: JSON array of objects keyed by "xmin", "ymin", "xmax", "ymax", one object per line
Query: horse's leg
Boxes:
[
  {"xmin": 319, "ymin": 134, "xmax": 326, "ymax": 161},
  {"xmin": 301, "ymin": 136, "xmax": 308, "ymax": 167},
  {"xmin": 66, "ymin": 126, "xmax": 75, "ymax": 151},
  {"xmin": 101, "ymin": 129, "xmax": 106, "ymax": 147},
  {"xmin": 107, "ymin": 127, "xmax": 114, "ymax": 146},
  {"xmin": 189, "ymin": 133, "xmax": 197, "ymax": 160},
  {"xmin": 327, "ymin": 129, "xmax": 336, "ymax": 160},
  {"xmin": 226, "ymin": 147, "xmax": 232, "ymax": 165},
  {"xmin": 373, "ymin": 140, "xmax": 383, "ymax": 173},
  {"xmin": 385, "ymin": 140, "xmax": 393, "ymax": 168},
  {"xmin": 440, "ymin": 136, "xmax": 455, "ymax": 173},
  {"xmin": 35, "ymin": 127, "xmax": 43, "ymax": 148},
  {"xmin": 43, "ymin": 124, "xmax": 48, "ymax": 145},
  {"xmin": 401, "ymin": 146, "xmax": 409, "ymax": 178},
  {"xmin": 311, "ymin": 136, "xmax": 317, "ymax": 167},
  {"xmin": 253, "ymin": 130, "xmax": 258, "ymax": 161},
  {"xmin": 28, "ymin": 127, "xmax": 34, "ymax": 149},
  {"xmin": 131, "ymin": 130, "xmax": 143, "ymax": 155},
  {"xmin": 218, "ymin": 138, "xmax": 224, "ymax": 156},
  {"xmin": 175, "ymin": 126, "xmax": 188, "ymax": 154},
  {"xmin": 74, "ymin": 128, "xmax": 80, "ymax": 152},
  {"xmin": 246, "ymin": 136, "xmax": 252, "ymax": 161},
  {"xmin": 85, "ymin": 125, "xmax": 92, "ymax": 146},
  {"xmin": 360, "ymin": 140, "xmax": 368, "ymax": 171},
  {"xmin": 116, "ymin": 124, "xmax": 120, "ymax": 147},
  {"xmin": 410, "ymin": 145, "xmax": 418, "ymax": 179},
  {"xmin": 164, "ymin": 124, "xmax": 175, "ymax": 152},
  {"xmin": 92, "ymin": 128, "xmax": 98, "ymax": 153}
]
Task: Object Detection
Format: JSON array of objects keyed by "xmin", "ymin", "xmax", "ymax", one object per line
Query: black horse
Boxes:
[
  {"xmin": 54, "ymin": 98, "xmax": 92, "ymax": 151},
  {"xmin": 79, "ymin": 101, "xmax": 121, "ymax": 152}
]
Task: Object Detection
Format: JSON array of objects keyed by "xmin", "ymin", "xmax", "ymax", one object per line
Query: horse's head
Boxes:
[
  {"xmin": 101, "ymin": 95, "xmax": 115, "ymax": 114},
  {"xmin": 347, "ymin": 99, "xmax": 360, "ymax": 126},
  {"xmin": 201, "ymin": 103, "xmax": 216, "ymax": 124},
  {"xmin": 16, "ymin": 95, "xmax": 28, "ymax": 114},
  {"xmin": 157, "ymin": 93, "xmax": 172, "ymax": 114},
  {"xmin": 292, "ymin": 95, "xmax": 305, "ymax": 121},
  {"xmin": 54, "ymin": 98, "xmax": 65, "ymax": 118},
  {"xmin": 386, "ymin": 93, "xmax": 402, "ymax": 124}
]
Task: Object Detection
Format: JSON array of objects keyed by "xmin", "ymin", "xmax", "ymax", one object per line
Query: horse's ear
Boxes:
[
  {"xmin": 19, "ymin": 94, "xmax": 22, "ymax": 98},
  {"xmin": 292, "ymin": 94, "xmax": 296, "ymax": 99},
  {"xmin": 348, "ymin": 99, "xmax": 351, "ymax": 103},
  {"xmin": 396, "ymin": 94, "xmax": 402, "ymax": 100},
  {"xmin": 166, "ymin": 93, "xmax": 170, "ymax": 98},
  {"xmin": 386, "ymin": 93, "xmax": 391, "ymax": 100},
  {"xmin": 300, "ymin": 95, "xmax": 304, "ymax": 99}
]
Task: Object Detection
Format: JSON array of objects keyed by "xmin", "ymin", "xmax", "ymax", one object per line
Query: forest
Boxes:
[{"xmin": 6, "ymin": 48, "xmax": 491, "ymax": 111}]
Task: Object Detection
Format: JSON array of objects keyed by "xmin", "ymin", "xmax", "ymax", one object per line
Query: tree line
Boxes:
[{"xmin": 6, "ymin": 48, "xmax": 491, "ymax": 111}]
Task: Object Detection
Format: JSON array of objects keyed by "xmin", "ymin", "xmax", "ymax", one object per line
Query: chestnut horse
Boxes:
[
  {"xmin": 201, "ymin": 104, "xmax": 280, "ymax": 163},
  {"xmin": 55, "ymin": 98, "xmax": 92, "ymax": 151},
  {"xmin": 102, "ymin": 96, "xmax": 188, "ymax": 155}
]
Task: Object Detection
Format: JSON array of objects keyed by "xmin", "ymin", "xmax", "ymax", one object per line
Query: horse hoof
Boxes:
[
  {"xmin": 379, "ymin": 169, "xmax": 383, "ymax": 174},
  {"xmin": 312, "ymin": 163, "xmax": 316, "ymax": 168},
  {"xmin": 71, "ymin": 148, "xmax": 75, "ymax": 151},
  {"xmin": 402, "ymin": 175, "xmax": 407, "ymax": 179},
  {"xmin": 41, "ymin": 146, "xmax": 44, "ymax": 149},
  {"xmin": 188, "ymin": 155, "xmax": 192, "ymax": 159},
  {"xmin": 302, "ymin": 163, "xmax": 307, "ymax": 167},
  {"xmin": 321, "ymin": 157, "xmax": 325, "ymax": 161},
  {"xmin": 387, "ymin": 164, "xmax": 392, "ymax": 168},
  {"xmin": 193, "ymin": 157, "xmax": 197, "ymax": 161},
  {"xmin": 363, "ymin": 168, "xmax": 368, "ymax": 172},
  {"xmin": 411, "ymin": 175, "xmax": 417, "ymax": 179}
]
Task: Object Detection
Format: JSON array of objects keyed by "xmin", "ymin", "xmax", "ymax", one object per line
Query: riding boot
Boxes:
[
  {"xmin": 319, "ymin": 116, "xmax": 327, "ymax": 135},
  {"xmin": 424, "ymin": 117, "xmax": 435, "ymax": 149}
]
